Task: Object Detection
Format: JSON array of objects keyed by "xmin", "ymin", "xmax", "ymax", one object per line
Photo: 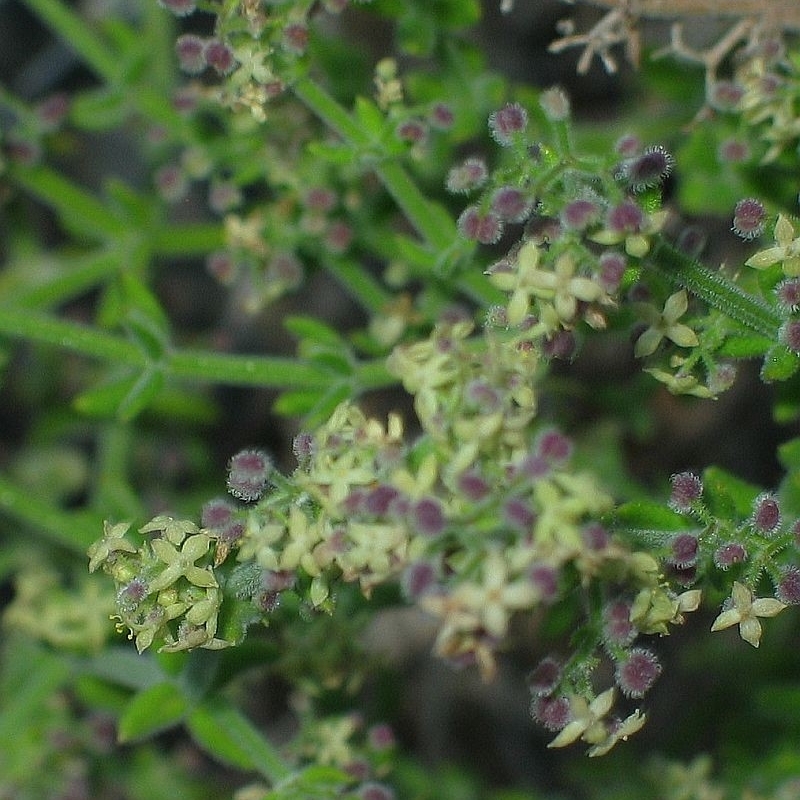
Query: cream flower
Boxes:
[
  {"xmin": 746, "ymin": 215, "xmax": 800, "ymax": 276},
  {"xmin": 634, "ymin": 290, "xmax": 699, "ymax": 357},
  {"xmin": 710, "ymin": 581, "xmax": 786, "ymax": 647}
]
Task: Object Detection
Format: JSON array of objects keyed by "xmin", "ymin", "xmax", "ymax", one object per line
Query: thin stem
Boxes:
[
  {"xmin": 648, "ymin": 239, "xmax": 782, "ymax": 339},
  {"xmin": 292, "ymin": 76, "xmax": 456, "ymax": 253},
  {"xmin": 21, "ymin": 0, "xmax": 120, "ymax": 82}
]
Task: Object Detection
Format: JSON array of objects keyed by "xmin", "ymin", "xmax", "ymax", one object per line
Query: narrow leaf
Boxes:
[{"xmin": 118, "ymin": 682, "xmax": 187, "ymax": 742}]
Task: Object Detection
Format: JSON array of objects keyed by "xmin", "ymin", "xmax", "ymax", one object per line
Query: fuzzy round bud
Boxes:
[
  {"xmin": 539, "ymin": 87, "xmax": 570, "ymax": 121},
  {"xmin": 368, "ymin": 723, "xmax": 396, "ymax": 751},
  {"xmin": 175, "ymin": 34, "xmax": 207, "ymax": 74},
  {"xmin": 603, "ymin": 600, "xmax": 637, "ymax": 646},
  {"xmin": 396, "ymin": 118, "xmax": 427, "ymax": 143},
  {"xmin": 598, "ymin": 252, "xmax": 626, "ymax": 293},
  {"xmin": 615, "ymin": 133, "xmax": 641, "ymax": 157},
  {"xmin": 776, "ymin": 567, "xmax": 800, "ymax": 605},
  {"xmin": 582, "ymin": 522, "xmax": 610, "ymax": 550},
  {"xmin": 412, "ymin": 497, "xmax": 446, "ymax": 537},
  {"xmin": 401, "ymin": 561, "xmax": 437, "ymax": 600},
  {"xmin": 709, "ymin": 80, "xmax": 744, "ymax": 111},
  {"xmin": 779, "ymin": 320, "xmax": 800, "ymax": 354},
  {"xmin": 491, "ymin": 186, "xmax": 532, "ymax": 223},
  {"xmin": 713, "ymin": 542, "xmax": 747, "ymax": 569},
  {"xmin": 752, "ymin": 492, "xmax": 781, "ymax": 535},
  {"xmin": 445, "ymin": 157, "xmax": 488, "ymax": 194},
  {"xmin": 707, "ymin": 362, "xmax": 737, "ymax": 395},
  {"xmin": 717, "ymin": 138, "xmax": 750, "ymax": 164},
  {"xmin": 529, "ymin": 564, "xmax": 559, "ymax": 602},
  {"xmin": 456, "ymin": 470, "xmax": 491, "ymax": 502},
  {"xmin": 530, "ymin": 695, "xmax": 570, "ymax": 731},
  {"xmin": 488, "ymin": 102, "xmax": 528, "ymax": 145},
  {"xmin": 561, "ymin": 199, "xmax": 601, "ymax": 231},
  {"xmin": 457, "ymin": 206, "xmax": 504, "ymax": 244},
  {"xmin": 622, "ymin": 145, "xmax": 673, "ymax": 191},
  {"xmin": 227, "ymin": 449, "xmax": 271, "ymax": 501},
  {"xmin": 668, "ymin": 471, "xmax": 703, "ymax": 512},
  {"xmin": 535, "ymin": 429, "xmax": 572, "ymax": 464},
  {"xmin": 615, "ymin": 648, "xmax": 661, "ymax": 698},
  {"xmin": 732, "ymin": 198, "xmax": 767, "ymax": 240},
  {"xmin": 607, "ymin": 200, "xmax": 644, "ymax": 234},
  {"xmin": 201, "ymin": 498, "xmax": 236, "ymax": 530},
  {"xmin": 528, "ymin": 657, "xmax": 562, "ymax": 696},
  {"xmin": 204, "ymin": 39, "xmax": 236, "ymax": 75},
  {"xmin": 776, "ymin": 279, "xmax": 800, "ymax": 313},
  {"xmin": 671, "ymin": 533, "xmax": 699, "ymax": 568},
  {"xmin": 429, "ymin": 102, "xmax": 455, "ymax": 130},
  {"xmin": 365, "ymin": 484, "xmax": 400, "ymax": 516},
  {"xmin": 282, "ymin": 22, "xmax": 309, "ymax": 55},
  {"xmin": 503, "ymin": 497, "xmax": 536, "ymax": 531}
]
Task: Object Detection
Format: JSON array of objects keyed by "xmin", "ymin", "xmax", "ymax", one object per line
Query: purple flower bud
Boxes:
[
  {"xmin": 429, "ymin": 102, "xmax": 454, "ymax": 130},
  {"xmin": 779, "ymin": 320, "xmax": 800, "ymax": 354},
  {"xmin": 282, "ymin": 22, "xmax": 309, "ymax": 55},
  {"xmin": 671, "ymin": 533, "xmax": 699, "ymax": 568},
  {"xmin": 445, "ymin": 157, "xmax": 488, "ymax": 194},
  {"xmin": 776, "ymin": 279, "xmax": 800, "ymax": 313},
  {"xmin": 603, "ymin": 600, "xmax": 637, "ymax": 646},
  {"xmin": 227, "ymin": 449, "xmax": 271, "ymax": 501},
  {"xmin": 365, "ymin": 485, "xmax": 400, "ymax": 516},
  {"xmin": 528, "ymin": 656, "xmax": 562, "ymax": 696},
  {"xmin": 201, "ymin": 498, "xmax": 236, "ymax": 529},
  {"xmin": 717, "ymin": 138, "xmax": 750, "ymax": 164},
  {"xmin": 752, "ymin": 492, "xmax": 781, "ymax": 535},
  {"xmin": 615, "ymin": 648, "xmax": 661, "ymax": 698},
  {"xmin": 503, "ymin": 497, "xmax": 536, "ymax": 531},
  {"xmin": 582, "ymin": 522, "xmax": 610, "ymax": 550},
  {"xmin": 713, "ymin": 542, "xmax": 747, "ymax": 569},
  {"xmin": 204, "ymin": 39, "xmax": 236, "ymax": 75},
  {"xmin": 117, "ymin": 578, "xmax": 148, "ymax": 613},
  {"xmin": 396, "ymin": 118, "xmax": 427, "ymax": 143},
  {"xmin": 456, "ymin": 470, "xmax": 490, "ymax": 502},
  {"xmin": 220, "ymin": 520, "xmax": 245, "ymax": 543},
  {"xmin": 709, "ymin": 80, "xmax": 745, "ymax": 110},
  {"xmin": 488, "ymin": 102, "xmax": 528, "ymax": 145},
  {"xmin": 457, "ymin": 206, "xmax": 504, "ymax": 244},
  {"xmin": 175, "ymin": 34, "xmax": 207, "ymax": 74},
  {"xmin": 292, "ymin": 432, "xmax": 315, "ymax": 463},
  {"xmin": 412, "ymin": 497, "xmax": 445, "ymax": 537},
  {"xmin": 732, "ymin": 198, "xmax": 766, "ymax": 240},
  {"xmin": 622, "ymin": 145, "xmax": 673, "ymax": 191},
  {"xmin": 776, "ymin": 566, "xmax": 800, "ymax": 604},
  {"xmin": 561, "ymin": 199, "xmax": 601, "ymax": 231},
  {"xmin": 401, "ymin": 561, "xmax": 437, "ymax": 600},
  {"xmin": 530, "ymin": 695, "xmax": 570, "ymax": 731},
  {"xmin": 368, "ymin": 722, "xmax": 395, "ymax": 750},
  {"xmin": 535, "ymin": 429, "xmax": 572, "ymax": 463},
  {"xmin": 615, "ymin": 133, "xmax": 641, "ymax": 157},
  {"xmin": 607, "ymin": 200, "xmax": 644, "ymax": 234},
  {"xmin": 598, "ymin": 251, "xmax": 626, "ymax": 293},
  {"xmin": 529, "ymin": 564, "xmax": 559, "ymax": 602},
  {"xmin": 491, "ymin": 186, "xmax": 533, "ymax": 223},
  {"xmin": 668, "ymin": 472, "xmax": 703, "ymax": 512}
]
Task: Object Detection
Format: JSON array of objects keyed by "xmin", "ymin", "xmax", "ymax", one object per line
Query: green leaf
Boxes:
[
  {"xmin": 118, "ymin": 681, "xmax": 187, "ymax": 742},
  {"xmin": 284, "ymin": 316, "xmax": 347, "ymax": 348},
  {"xmin": 702, "ymin": 465, "xmax": 760, "ymax": 519},
  {"xmin": 612, "ymin": 501, "xmax": 693, "ymax": 531},
  {"xmin": 264, "ymin": 765, "xmax": 351, "ymax": 799},
  {"xmin": 761, "ymin": 344, "xmax": 800, "ymax": 382},
  {"xmin": 778, "ymin": 437, "xmax": 800, "ymax": 473},
  {"xmin": 116, "ymin": 367, "xmax": 165, "ymax": 421},
  {"xmin": 273, "ymin": 388, "xmax": 325, "ymax": 417},
  {"xmin": 70, "ymin": 87, "xmax": 129, "ymax": 130},
  {"xmin": 354, "ymin": 96, "xmax": 386, "ymax": 139},
  {"xmin": 187, "ymin": 700, "xmax": 290, "ymax": 782},
  {"xmin": 717, "ymin": 334, "xmax": 774, "ymax": 358}
]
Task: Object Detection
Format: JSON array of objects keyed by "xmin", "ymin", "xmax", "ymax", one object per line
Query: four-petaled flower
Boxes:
[
  {"xmin": 634, "ymin": 290, "xmax": 699, "ymax": 357},
  {"xmin": 548, "ymin": 687, "xmax": 615, "ymax": 749},
  {"xmin": 746, "ymin": 214, "xmax": 800, "ymax": 276},
  {"xmin": 148, "ymin": 533, "xmax": 218, "ymax": 593},
  {"xmin": 88, "ymin": 521, "xmax": 136, "ymax": 572},
  {"xmin": 710, "ymin": 580, "xmax": 786, "ymax": 647}
]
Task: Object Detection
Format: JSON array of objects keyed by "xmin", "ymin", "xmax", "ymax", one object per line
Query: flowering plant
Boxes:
[{"xmin": 3, "ymin": 0, "xmax": 800, "ymax": 797}]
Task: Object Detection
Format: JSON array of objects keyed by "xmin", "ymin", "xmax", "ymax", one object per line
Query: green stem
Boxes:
[
  {"xmin": 292, "ymin": 76, "xmax": 456, "ymax": 252},
  {"xmin": 323, "ymin": 256, "xmax": 391, "ymax": 314},
  {"xmin": 21, "ymin": 0, "xmax": 120, "ymax": 82},
  {"xmin": 648, "ymin": 239, "xmax": 783, "ymax": 339}
]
